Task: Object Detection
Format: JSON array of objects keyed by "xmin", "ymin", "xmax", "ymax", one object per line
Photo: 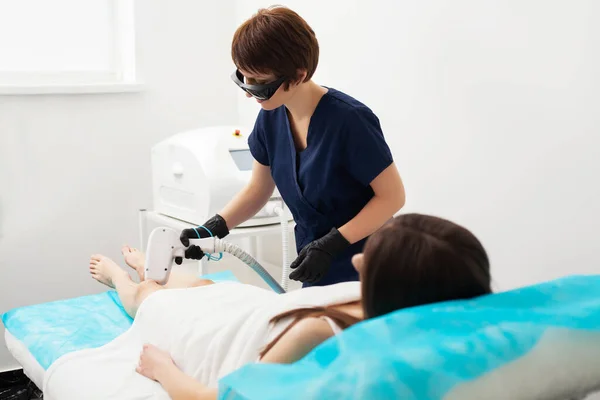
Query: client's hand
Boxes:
[{"xmin": 136, "ymin": 344, "xmax": 175, "ymax": 382}]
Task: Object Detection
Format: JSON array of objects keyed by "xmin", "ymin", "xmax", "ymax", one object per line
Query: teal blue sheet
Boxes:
[
  {"xmin": 218, "ymin": 275, "xmax": 600, "ymax": 400},
  {"xmin": 2, "ymin": 270, "xmax": 238, "ymax": 370}
]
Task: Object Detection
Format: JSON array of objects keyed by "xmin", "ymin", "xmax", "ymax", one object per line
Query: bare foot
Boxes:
[
  {"xmin": 121, "ymin": 245, "xmax": 145, "ymax": 281},
  {"xmin": 89, "ymin": 254, "xmax": 129, "ymax": 288}
]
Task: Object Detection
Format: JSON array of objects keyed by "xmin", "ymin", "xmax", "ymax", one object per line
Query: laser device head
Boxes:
[
  {"xmin": 144, "ymin": 227, "xmax": 182, "ymax": 284},
  {"xmin": 144, "ymin": 227, "xmax": 216, "ymax": 284},
  {"xmin": 143, "ymin": 226, "xmax": 286, "ymax": 292}
]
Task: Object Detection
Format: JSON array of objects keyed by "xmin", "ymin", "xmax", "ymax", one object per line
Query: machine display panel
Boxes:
[{"xmin": 229, "ymin": 149, "xmax": 253, "ymax": 171}]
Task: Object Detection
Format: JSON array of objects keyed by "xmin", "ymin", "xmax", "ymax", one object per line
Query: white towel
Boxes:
[{"xmin": 43, "ymin": 281, "xmax": 361, "ymax": 400}]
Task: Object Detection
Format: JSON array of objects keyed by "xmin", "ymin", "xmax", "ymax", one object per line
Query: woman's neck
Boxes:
[{"xmin": 284, "ymin": 80, "xmax": 328, "ymax": 122}]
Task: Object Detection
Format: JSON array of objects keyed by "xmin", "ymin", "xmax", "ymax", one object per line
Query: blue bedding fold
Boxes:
[{"xmin": 218, "ymin": 275, "xmax": 600, "ymax": 400}]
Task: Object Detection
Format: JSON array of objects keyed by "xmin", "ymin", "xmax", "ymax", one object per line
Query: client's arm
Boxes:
[
  {"xmin": 137, "ymin": 318, "xmax": 333, "ymax": 399},
  {"xmin": 260, "ymin": 317, "xmax": 335, "ymax": 363},
  {"xmin": 137, "ymin": 344, "xmax": 217, "ymax": 400}
]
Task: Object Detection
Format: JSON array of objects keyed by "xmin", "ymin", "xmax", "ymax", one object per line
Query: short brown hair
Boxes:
[{"xmin": 231, "ymin": 6, "xmax": 319, "ymax": 89}]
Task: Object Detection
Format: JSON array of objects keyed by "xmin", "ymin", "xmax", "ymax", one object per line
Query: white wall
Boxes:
[
  {"xmin": 0, "ymin": 0, "xmax": 238, "ymax": 371},
  {"xmin": 236, "ymin": 0, "xmax": 600, "ymax": 291}
]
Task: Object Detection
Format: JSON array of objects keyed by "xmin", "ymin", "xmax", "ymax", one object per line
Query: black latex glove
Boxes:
[
  {"xmin": 175, "ymin": 214, "xmax": 230, "ymax": 265},
  {"xmin": 289, "ymin": 228, "xmax": 350, "ymax": 284}
]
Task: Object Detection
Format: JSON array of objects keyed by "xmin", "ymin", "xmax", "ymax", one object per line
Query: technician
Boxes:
[{"xmin": 177, "ymin": 6, "xmax": 406, "ymax": 287}]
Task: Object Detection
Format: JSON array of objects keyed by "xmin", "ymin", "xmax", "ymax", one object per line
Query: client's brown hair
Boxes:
[{"xmin": 259, "ymin": 213, "xmax": 492, "ymax": 359}]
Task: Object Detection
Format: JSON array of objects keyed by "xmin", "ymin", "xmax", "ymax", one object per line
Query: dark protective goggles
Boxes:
[{"xmin": 230, "ymin": 69, "xmax": 286, "ymax": 101}]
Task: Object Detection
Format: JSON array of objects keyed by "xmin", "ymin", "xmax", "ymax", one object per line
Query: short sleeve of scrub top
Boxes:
[
  {"xmin": 342, "ymin": 108, "xmax": 393, "ymax": 187},
  {"xmin": 248, "ymin": 118, "xmax": 269, "ymax": 166}
]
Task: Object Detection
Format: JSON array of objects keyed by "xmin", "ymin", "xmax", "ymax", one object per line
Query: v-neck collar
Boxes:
[{"xmin": 284, "ymin": 87, "xmax": 330, "ymax": 154}]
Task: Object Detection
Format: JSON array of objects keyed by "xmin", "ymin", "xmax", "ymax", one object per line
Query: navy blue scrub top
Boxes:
[{"xmin": 248, "ymin": 88, "xmax": 394, "ymax": 287}]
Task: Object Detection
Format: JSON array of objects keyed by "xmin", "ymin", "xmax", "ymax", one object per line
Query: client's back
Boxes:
[{"xmin": 361, "ymin": 213, "xmax": 492, "ymax": 319}]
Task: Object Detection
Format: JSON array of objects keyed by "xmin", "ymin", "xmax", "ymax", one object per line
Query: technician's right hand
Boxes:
[
  {"xmin": 175, "ymin": 228, "xmax": 208, "ymax": 264},
  {"xmin": 175, "ymin": 214, "xmax": 230, "ymax": 265}
]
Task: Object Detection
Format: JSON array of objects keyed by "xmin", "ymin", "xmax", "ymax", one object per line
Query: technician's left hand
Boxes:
[
  {"xmin": 136, "ymin": 344, "xmax": 175, "ymax": 382},
  {"xmin": 289, "ymin": 228, "xmax": 350, "ymax": 284}
]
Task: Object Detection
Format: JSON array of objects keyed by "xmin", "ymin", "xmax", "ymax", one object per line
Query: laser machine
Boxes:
[{"xmin": 150, "ymin": 126, "xmax": 293, "ymax": 289}]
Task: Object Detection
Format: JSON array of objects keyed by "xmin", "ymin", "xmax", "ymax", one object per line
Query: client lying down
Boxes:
[{"xmin": 43, "ymin": 213, "xmax": 492, "ymax": 400}]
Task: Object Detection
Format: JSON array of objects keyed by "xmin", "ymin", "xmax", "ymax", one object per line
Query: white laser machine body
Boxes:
[
  {"xmin": 151, "ymin": 125, "xmax": 292, "ymax": 227},
  {"xmin": 145, "ymin": 227, "xmax": 285, "ymax": 293}
]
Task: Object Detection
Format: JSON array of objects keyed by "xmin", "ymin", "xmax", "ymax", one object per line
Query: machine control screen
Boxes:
[{"xmin": 229, "ymin": 149, "xmax": 253, "ymax": 171}]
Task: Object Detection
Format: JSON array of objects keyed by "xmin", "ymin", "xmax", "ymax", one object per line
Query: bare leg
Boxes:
[
  {"xmin": 165, "ymin": 274, "xmax": 214, "ymax": 290},
  {"xmin": 121, "ymin": 245, "xmax": 215, "ymax": 289},
  {"xmin": 90, "ymin": 254, "xmax": 163, "ymax": 318},
  {"xmin": 89, "ymin": 250, "xmax": 215, "ymax": 318},
  {"xmin": 121, "ymin": 245, "xmax": 146, "ymax": 281}
]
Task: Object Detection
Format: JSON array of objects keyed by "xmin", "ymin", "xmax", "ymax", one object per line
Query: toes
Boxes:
[
  {"xmin": 121, "ymin": 245, "xmax": 131, "ymax": 255},
  {"xmin": 91, "ymin": 254, "xmax": 102, "ymax": 262}
]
